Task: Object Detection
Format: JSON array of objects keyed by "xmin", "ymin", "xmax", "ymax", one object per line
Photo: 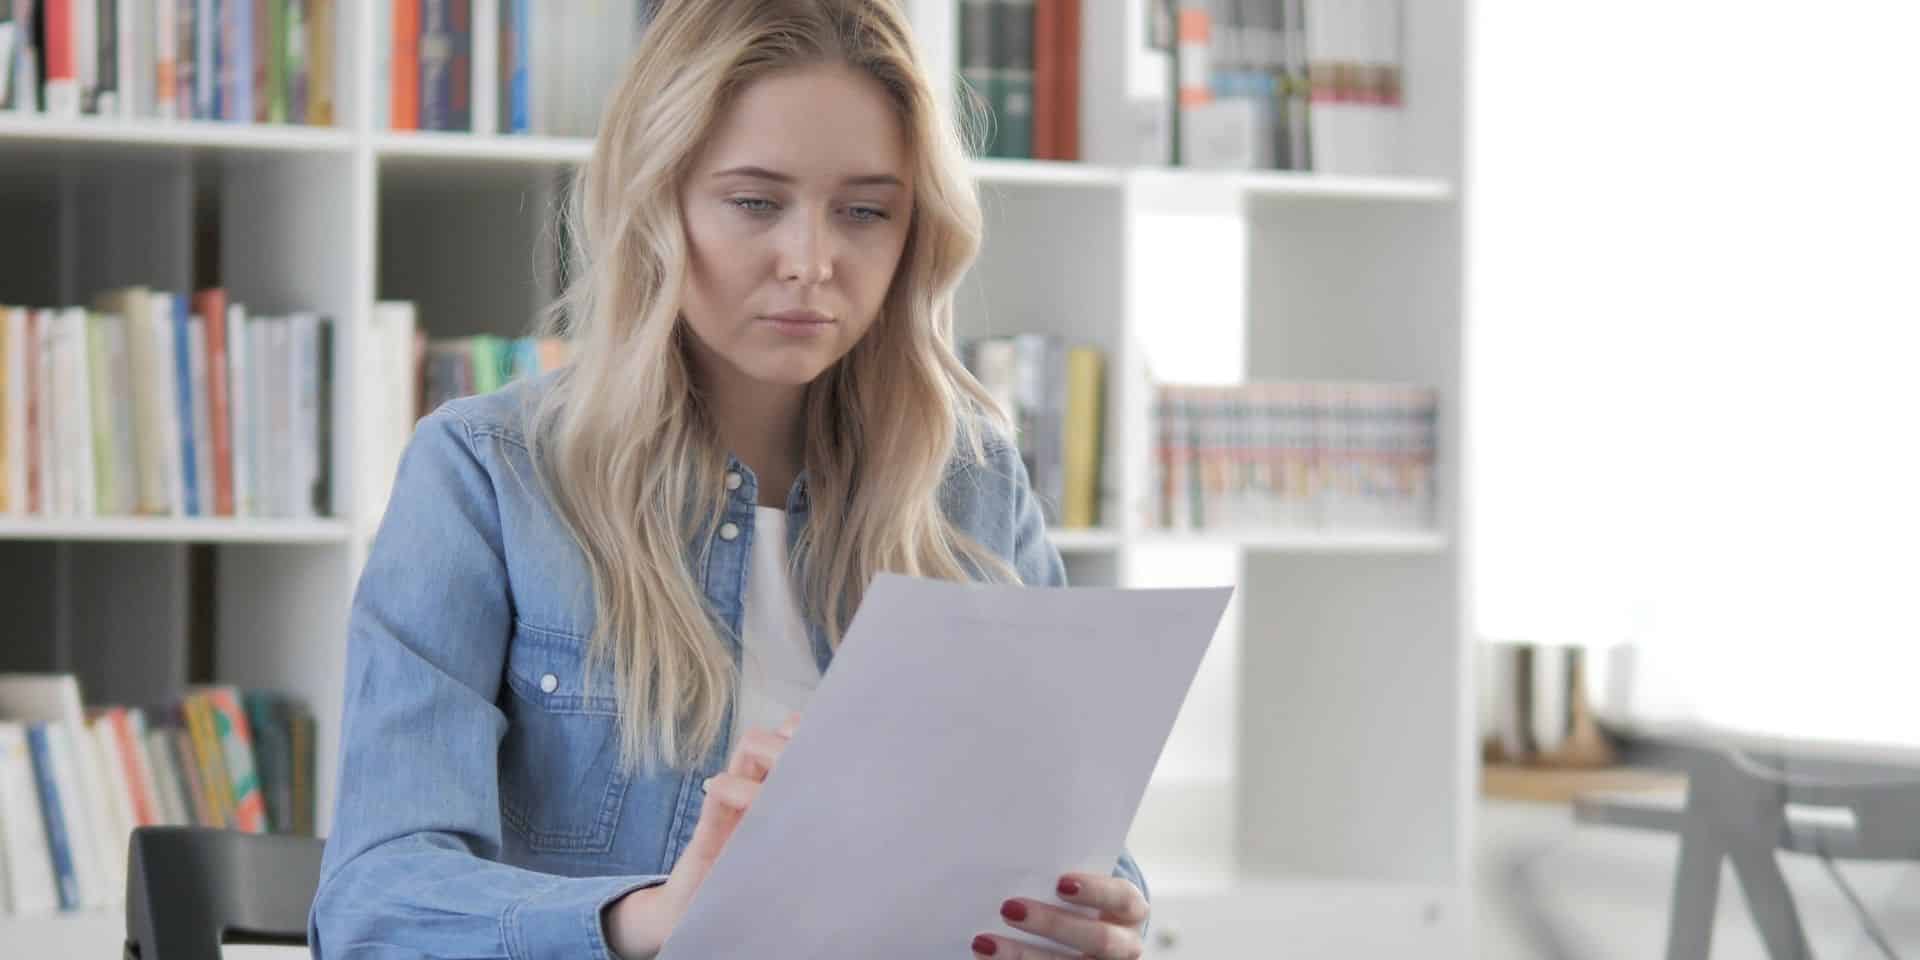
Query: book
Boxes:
[
  {"xmin": 170, "ymin": 292, "xmax": 199, "ymax": 516},
  {"xmin": 992, "ymin": 0, "xmax": 1034, "ymax": 159},
  {"xmin": 1060, "ymin": 346, "xmax": 1103, "ymax": 527},
  {"xmin": 0, "ymin": 721, "xmax": 60, "ymax": 916},
  {"xmin": 194, "ymin": 288, "xmax": 233, "ymax": 516},
  {"xmin": 198, "ymin": 687, "xmax": 265, "ymax": 833},
  {"xmin": 181, "ymin": 693, "xmax": 231, "ymax": 827},
  {"xmin": 308, "ymin": 0, "xmax": 336, "ymax": 125},
  {"xmin": 23, "ymin": 724, "xmax": 81, "ymax": 910}
]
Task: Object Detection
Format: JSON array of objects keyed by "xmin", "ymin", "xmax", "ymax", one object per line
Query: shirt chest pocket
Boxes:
[{"xmin": 498, "ymin": 620, "xmax": 632, "ymax": 854}]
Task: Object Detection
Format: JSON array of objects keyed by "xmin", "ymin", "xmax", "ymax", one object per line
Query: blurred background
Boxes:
[{"xmin": 0, "ymin": 0, "xmax": 1914, "ymax": 957}]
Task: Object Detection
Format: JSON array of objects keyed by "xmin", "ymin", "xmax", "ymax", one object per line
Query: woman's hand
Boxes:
[
  {"xmin": 603, "ymin": 714, "xmax": 800, "ymax": 959},
  {"xmin": 971, "ymin": 872, "xmax": 1150, "ymax": 959}
]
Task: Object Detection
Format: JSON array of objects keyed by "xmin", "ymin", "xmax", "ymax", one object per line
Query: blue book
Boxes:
[
  {"xmin": 173, "ymin": 295, "xmax": 201, "ymax": 516},
  {"xmin": 208, "ymin": 0, "xmax": 224, "ymax": 120},
  {"xmin": 227, "ymin": 0, "xmax": 252, "ymax": 122},
  {"xmin": 506, "ymin": 0, "xmax": 528, "ymax": 133},
  {"xmin": 25, "ymin": 723, "xmax": 81, "ymax": 911}
]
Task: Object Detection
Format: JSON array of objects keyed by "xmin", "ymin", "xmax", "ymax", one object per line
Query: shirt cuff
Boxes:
[{"xmin": 504, "ymin": 872, "xmax": 669, "ymax": 960}]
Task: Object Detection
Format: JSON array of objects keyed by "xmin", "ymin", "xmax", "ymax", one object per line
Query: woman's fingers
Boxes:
[
  {"xmin": 1055, "ymin": 873, "xmax": 1151, "ymax": 928},
  {"xmin": 677, "ymin": 771, "xmax": 761, "ymax": 866},
  {"xmin": 726, "ymin": 726, "xmax": 792, "ymax": 781},
  {"xmin": 985, "ymin": 897, "xmax": 1145, "ymax": 960},
  {"xmin": 969, "ymin": 933, "xmax": 1083, "ymax": 959}
]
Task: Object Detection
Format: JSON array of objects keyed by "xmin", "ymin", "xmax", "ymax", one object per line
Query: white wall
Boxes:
[{"xmin": 1467, "ymin": 1, "xmax": 1920, "ymax": 745}]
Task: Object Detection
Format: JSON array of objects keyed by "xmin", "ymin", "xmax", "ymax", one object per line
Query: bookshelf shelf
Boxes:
[
  {"xmin": 0, "ymin": 115, "xmax": 356, "ymax": 154},
  {"xmin": 0, "ymin": 518, "xmax": 353, "ymax": 544},
  {"xmin": 371, "ymin": 130, "xmax": 594, "ymax": 166},
  {"xmin": 1127, "ymin": 166, "xmax": 1454, "ymax": 205},
  {"xmin": 1046, "ymin": 527, "xmax": 1127, "ymax": 552},
  {"xmin": 9, "ymin": 909, "xmax": 122, "ymax": 959},
  {"xmin": 972, "ymin": 158, "xmax": 1127, "ymax": 188},
  {"xmin": 1131, "ymin": 529, "xmax": 1449, "ymax": 554}
]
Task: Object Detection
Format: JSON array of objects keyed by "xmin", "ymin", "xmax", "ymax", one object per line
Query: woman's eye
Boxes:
[
  {"xmin": 847, "ymin": 205, "xmax": 890, "ymax": 223},
  {"xmin": 729, "ymin": 197, "xmax": 778, "ymax": 214}
]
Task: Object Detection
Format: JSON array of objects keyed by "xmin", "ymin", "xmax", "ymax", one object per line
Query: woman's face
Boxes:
[{"xmin": 678, "ymin": 63, "xmax": 915, "ymax": 391}]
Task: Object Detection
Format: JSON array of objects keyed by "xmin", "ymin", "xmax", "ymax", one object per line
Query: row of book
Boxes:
[
  {"xmin": 0, "ymin": 0, "xmax": 341, "ymax": 124},
  {"xmin": 378, "ymin": 0, "xmax": 656, "ymax": 137},
  {"xmin": 0, "ymin": 674, "xmax": 315, "ymax": 917},
  {"xmin": 958, "ymin": 0, "xmax": 1081, "ymax": 162},
  {"xmin": 960, "ymin": 335, "xmax": 1105, "ymax": 529},
  {"xmin": 1153, "ymin": 381, "xmax": 1436, "ymax": 532},
  {"xmin": 0, "ymin": 290, "xmax": 335, "ymax": 519},
  {"xmin": 1154, "ymin": 0, "xmax": 1405, "ymax": 173}
]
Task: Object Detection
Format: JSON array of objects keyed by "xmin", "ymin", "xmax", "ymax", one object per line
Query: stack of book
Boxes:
[
  {"xmin": 0, "ymin": 673, "xmax": 316, "ymax": 917},
  {"xmin": 958, "ymin": 0, "xmax": 1081, "ymax": 161},
  {"xmin": 0, "ymin": 0, "xmax": 342, "ymax": 124},
  {"xmin": 1152, "ymin": 380, "xmax": 1435, "ymax": 532},
  {"xmin": 378, "ymin": 0, "xmax": 658, "ymax": 136},
  {"xmin": 0, "ymin": 291, "xmax": 335, "ymax": 520},
  {"xmin": 1152, "ymin": 0, "xmax": 1405, "ymax": 173},
  {"xmin": 418, "ymin": 331, "xmax": 568, "ymax": 418},
  {"xmin": 960, "ymin": 334, "xmax": 1104, "ymax": 528}
]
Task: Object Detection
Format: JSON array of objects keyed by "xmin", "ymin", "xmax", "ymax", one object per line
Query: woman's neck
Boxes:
[{"xmin": 696, "ymin": 358, "xmax": 808, "ymax": 509}]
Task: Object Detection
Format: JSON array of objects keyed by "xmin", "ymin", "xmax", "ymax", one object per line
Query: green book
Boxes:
[
  {"xmin": 268, "ymin": 0, "xmax": 287, "ymax": 122},
  {"xmin": 468, "ymin": 336, "xmax": 507, "ymax": 395},
  {"xmin": 993, "ymin": 0, "xmax": 1035, "ymax": 159}
]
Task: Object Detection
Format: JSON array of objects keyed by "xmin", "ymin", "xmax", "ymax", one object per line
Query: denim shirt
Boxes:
[{"xmin": 309, "ymin": 377, "xmax": 1149, "ymax": 959}]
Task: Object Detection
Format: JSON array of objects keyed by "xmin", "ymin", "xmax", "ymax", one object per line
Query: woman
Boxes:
[{"xmin": 311, "ymin": 2, "xmax": 1149, "ymax": 957}]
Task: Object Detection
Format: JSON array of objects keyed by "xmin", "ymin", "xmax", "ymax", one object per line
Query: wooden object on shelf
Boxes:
[{"xmin": 1481, "ymin": 763, "xmax": 1685, "ymax": 805}]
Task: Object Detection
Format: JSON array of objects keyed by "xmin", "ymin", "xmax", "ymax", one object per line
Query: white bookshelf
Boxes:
[{"xmin": 0, "ymin": 0, "xmax": 1467, "ymax": 955}]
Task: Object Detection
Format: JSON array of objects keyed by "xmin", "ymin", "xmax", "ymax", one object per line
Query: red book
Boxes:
[
  {"xmin": 1033, "ymin": 0, "xmax": 1060, "ymax": 161},
  {"xmin": 392, "ymin": 0, "xmax": 421, "ymax": 130},
  {"xmin": 105, "ymin": 709, "xmax": 159, "ymax": 827},
  {"xmin": 193, "ymin": 289, "xmax": 233, "ymax": 516},
  {"xmin": 43, "ymin": 0, "xmax": 78, "ymax": 113},
  {"xmin": 1057, "ymin": 0, "xmax": 1081, "ymax": 161}
]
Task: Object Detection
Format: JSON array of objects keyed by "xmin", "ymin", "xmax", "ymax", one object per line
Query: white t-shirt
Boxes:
[{"xmin": 731, "ymin": 506, "xmax": 822, "ymax": 747}]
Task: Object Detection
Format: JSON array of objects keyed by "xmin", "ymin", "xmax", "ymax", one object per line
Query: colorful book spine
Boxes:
[
  {"xmin": 502, "ymin": 0, "xmax": 526, "ymax": 132},
  {"xmin": 195, "ymin": 289, "xmax": 233, "ymax": 516},
  {"xmin": 389, "ymin": 0, "xmax": 418, "ymax": 129},
  {"xmin": 24, "ymin": 723, "xmax": 80, "ymax": 910},
  {"xmin": 200, "ymin": 687, "xmax": 265, "ymax": 833}
]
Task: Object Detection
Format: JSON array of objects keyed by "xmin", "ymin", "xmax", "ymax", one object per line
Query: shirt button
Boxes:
[
  {"xmin": 725, "ymin": 471, "xmax": 744, "ymax": 491},
  {"xmin": 539, "ymin": 673, "xmax": 558, "ymax": 694},
  {"xmin": 719, "ymin": 522, "xmax": 740, "ymax": 541}
]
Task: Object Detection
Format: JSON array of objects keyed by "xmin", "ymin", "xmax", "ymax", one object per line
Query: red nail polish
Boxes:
[
  {"xmin": 1000, "ymin": 899, "xmax": 1028, "ymax": 922},
  {"xmin": 972, "ymin": 934, "xmax": 998, "ymax": 956},
  {"xmin": 1057, "ymin": 877, "xmax": 1081, "ymax": 896}
]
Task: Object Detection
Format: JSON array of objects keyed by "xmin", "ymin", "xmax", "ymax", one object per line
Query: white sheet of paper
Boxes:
[{"xmin": 659, "ymin": 573, "xmax": 1232, "ymax": 957}]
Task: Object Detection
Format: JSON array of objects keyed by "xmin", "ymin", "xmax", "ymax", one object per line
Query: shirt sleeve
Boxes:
[
  {"xmin": 309, "ymin": 409, "xmax": 665, "ymax": 960},
  {"xmin": 1002, "ymin": 437, "xmax": 1155, "ymax": 935}
]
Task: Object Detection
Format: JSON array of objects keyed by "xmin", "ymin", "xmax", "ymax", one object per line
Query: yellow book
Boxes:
[
  {"xmin": 1061, "ymin": 347, "xmax": 1105, "ymax": 528},
  {"xmin": 184, "ymin": 695, "xmax": 234, "ymax": 829}
]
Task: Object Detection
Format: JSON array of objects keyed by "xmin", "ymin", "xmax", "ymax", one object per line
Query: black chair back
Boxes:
[{"xmin": 124, "ymin": 826, "xmax": 326, "ymax": 960}]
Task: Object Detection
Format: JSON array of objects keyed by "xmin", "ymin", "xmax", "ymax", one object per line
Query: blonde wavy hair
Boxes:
[{"xmin": 528, "ymin": 0, "xmax": 1014, "ymax": 771}]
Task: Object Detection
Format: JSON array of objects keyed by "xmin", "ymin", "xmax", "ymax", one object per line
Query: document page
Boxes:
[{"xmin": 660, "ymin": 573, "xmax": 1232, "ymax": 956}]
